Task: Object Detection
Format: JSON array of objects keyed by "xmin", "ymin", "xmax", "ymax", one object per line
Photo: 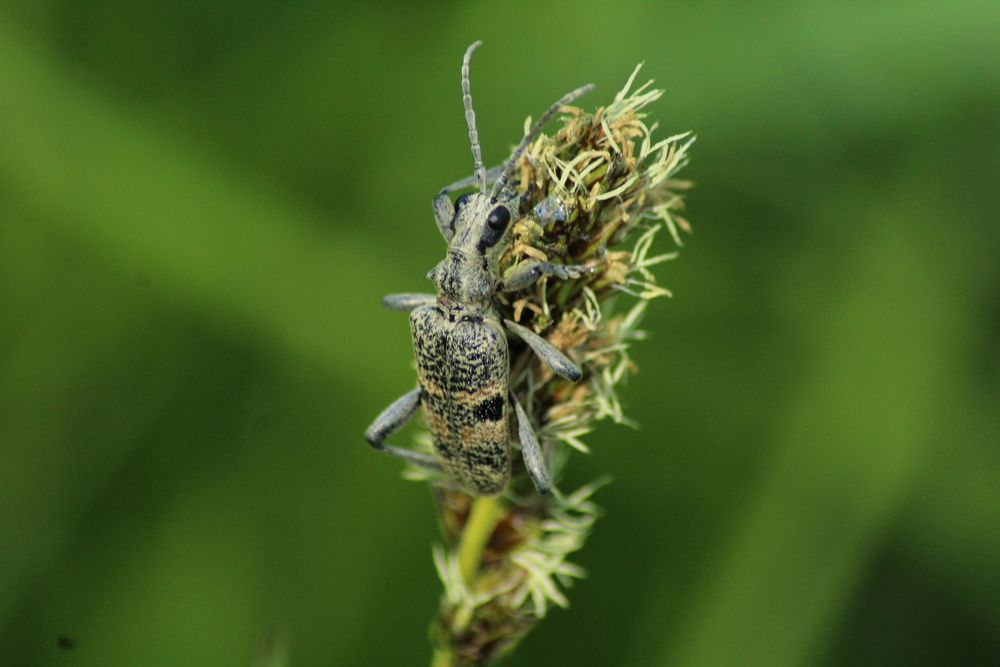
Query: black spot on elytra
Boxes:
[{"xmin": 473, "ymin": 394, "xmax": 504, "ymax": 422}]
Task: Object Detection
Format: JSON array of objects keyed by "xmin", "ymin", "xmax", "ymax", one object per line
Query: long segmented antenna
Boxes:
[
  {"xmin": 462, "ymin": 41, "xmax": 487, "ymax": 194},
  {"xmin": 491, "ymin": 83, "xmax": 595, "ymax": 198}
]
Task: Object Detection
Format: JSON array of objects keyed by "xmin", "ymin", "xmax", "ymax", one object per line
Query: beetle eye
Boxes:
[
  {"xmin": 487, "ymin": 206, "xmax": 510, "ymax": 232},
  {"xmin": 454, "ymin": 193, "xmax": 472, "ymax": 211}
]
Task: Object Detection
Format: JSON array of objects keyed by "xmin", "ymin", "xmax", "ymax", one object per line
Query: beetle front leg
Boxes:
[
  {"xmin": 364, "ymin": 388, "xmax": 442, "ymax": 470},
  {"xmin": 437, "ymin": 165, "xmax": 505, "ymax": 196},
  {"xmin": 500, "ymin": 260, "xmax": 591, "ymax": 293},
  {"xmin": 504, "ymin": 319, "xmax": 582, "ymax": 382},
  {"xmin": 432, "ymin": 193, "xmax": 456, "ymax": 242},
  {"xmin": 510, "ymin": 390, "xmax": 551, "ymax": 495},
  {"xmin": 382, "ymin": 293, "xmax": 437, "ymax": 312},
  {"xmin": 432, "ymin": 165, "xmax": 506, "ymax": 242}
]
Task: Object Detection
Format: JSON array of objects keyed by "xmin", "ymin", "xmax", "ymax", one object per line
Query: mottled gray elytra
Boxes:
[{"xmin": 364, "ymin": 41, "xmax": 593, "ymax": 497}]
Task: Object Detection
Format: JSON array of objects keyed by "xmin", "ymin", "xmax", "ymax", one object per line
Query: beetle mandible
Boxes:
[{"xmin": 364, "ymin": 41, "xmax": 593, "ymax": 497}]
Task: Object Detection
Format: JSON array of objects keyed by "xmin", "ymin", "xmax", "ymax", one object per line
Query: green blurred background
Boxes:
[{"xmin": 2, "ymin": 2, "xmax": 998, "ymax": 665}]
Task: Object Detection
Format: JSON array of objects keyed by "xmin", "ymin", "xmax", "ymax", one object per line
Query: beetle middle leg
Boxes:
[
  {"xmin": 365, "ymin": 387, "xmax": 442, "ymax": 470},
  {"xmin": 509, "ymin": 390, "xmax": 551, "ymax": 494},
  {"xmin": 500, "ymin": 260, "xmax": 592, "ymax": 293},
  {"xmin": 505, "ymin": 319, "xmax": 582, "ymax": 382},
  {"xmin": 382, "ymin": 293, "xmax": 436, "ymax": 312}
]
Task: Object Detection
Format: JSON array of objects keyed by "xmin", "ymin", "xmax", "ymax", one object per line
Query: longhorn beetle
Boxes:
[{"xmin": 364, "ymin": 41, "xmax": 594, "ymax": 497}]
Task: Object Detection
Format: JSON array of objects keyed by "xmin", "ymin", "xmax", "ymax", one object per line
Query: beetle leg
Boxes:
[
  {"xmin": 509, "ymin": 390, "xmax": 551, "ymax": 495},
  {"xmin": 432, "ymin": 165, "xmax": 506, "ymax": 242},
  {"xmin": 382, "ymin": 293, "xmax": 437, "ymax": 312},
  {"xmin": 504, "ymin": 319, "xmax": 582, "ymax": 382},
  {"xmin": 364, "ymin": 388, "xmax": 442, "ymax": 470},
  {"xmin": 500, "ymin": 260, "xmax": 592, "ymax": 292},
  {"xmin": 432, "ymin": 192, "xmax": 456, "ymax": 242},
  {"xmin": 437, "ymin": 164, "xmax": 505, "ymax": 196}
]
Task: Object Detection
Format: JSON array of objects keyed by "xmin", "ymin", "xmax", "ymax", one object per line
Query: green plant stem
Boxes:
[
  {"xmin": 457, "ymin": 496, "xmax": 505, "ymax": 586},
  {"xmin": 431, "ymin": 647, "xmax": 455, "ymax": 667},
  {"xmin": 430, "ymin": 496, "xmax": 506, "ymax": 667}
]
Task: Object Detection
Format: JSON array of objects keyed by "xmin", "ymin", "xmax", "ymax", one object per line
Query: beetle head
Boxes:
[
  {"xmin": 448, "ymin": 189, "xmax": 520, "ymax": 264},
  {"xmin": 448, "ymin": 41, "xmax": 593, "ymax": 264}
]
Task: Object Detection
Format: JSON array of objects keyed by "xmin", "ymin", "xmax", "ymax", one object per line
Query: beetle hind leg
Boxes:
[
  {"xmin": 510, "ymin": 391, "xmax": 551, "ymax": 495},
  {"xmin": 364, "ymin": 388, "xmax": 442, "ymax": 471}
]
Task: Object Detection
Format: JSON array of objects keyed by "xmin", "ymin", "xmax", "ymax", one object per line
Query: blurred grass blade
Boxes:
[
  {"xmin": 0, "ymin": 21, "xmax": 405, "ymax": 391},
  {"xmin": 655, "ymin": 218, "xmax": 961, "ymax": 666}
]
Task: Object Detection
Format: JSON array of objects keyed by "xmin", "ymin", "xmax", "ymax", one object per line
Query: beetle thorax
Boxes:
[{"xmin": 430, "ymin": 249, "xmax": 494, "ymax": 311}]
